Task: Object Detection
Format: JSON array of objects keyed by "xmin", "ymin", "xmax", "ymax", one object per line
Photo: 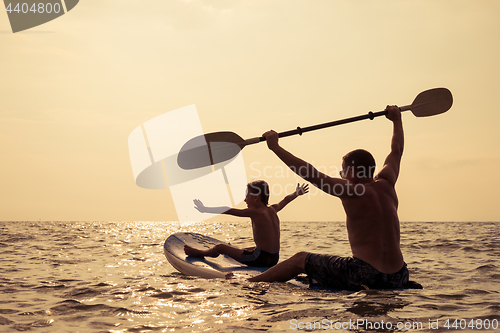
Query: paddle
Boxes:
[{"xmin": 177, "ymin": 87, "xmax": 453, "ymax": 170}]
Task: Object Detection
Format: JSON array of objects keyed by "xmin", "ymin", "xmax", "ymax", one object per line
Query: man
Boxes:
[{"xmin": 248, "ymin": 105, "xmax": 413, "ymax": 290}]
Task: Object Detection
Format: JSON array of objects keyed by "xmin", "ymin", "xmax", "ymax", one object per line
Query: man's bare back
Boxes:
[{"xmin": 341, "ymin": 178, "xmax": 404, "ymax": 274}]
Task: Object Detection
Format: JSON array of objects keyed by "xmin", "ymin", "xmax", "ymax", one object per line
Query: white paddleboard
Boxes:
[
  {"xmin": 163, "ymin": 232, "xmax": 422, "ymax": 292},
  {"xmin": 164, "ymin": 232, "xmax": 269, "ymax": 279}
]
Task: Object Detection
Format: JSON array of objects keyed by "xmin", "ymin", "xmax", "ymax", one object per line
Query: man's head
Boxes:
[
  {"xmin": 341, "ymin": 149, "xmax": 376, "ymax": 180},
  {"xmin": 246, "ymin": 180, "xmax": 269, "ymax": 206}
]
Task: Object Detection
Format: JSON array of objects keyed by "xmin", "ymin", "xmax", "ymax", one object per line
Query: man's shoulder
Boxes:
[
  {"xmin": 340, "ymin": 179, "xmax": 386, "ymax": 199},
  {"xmin": 371, "ymin": 177, "xmax": 396, "ymax": 190},
  {"xmin": 362, "ymin": 179, "xmax": 398, "ymax": 203}
]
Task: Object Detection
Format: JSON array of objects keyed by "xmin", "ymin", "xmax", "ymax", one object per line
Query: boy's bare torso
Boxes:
[{"xmin": 250, "ymin": 206, "xmax": 280, "ymax": 254}]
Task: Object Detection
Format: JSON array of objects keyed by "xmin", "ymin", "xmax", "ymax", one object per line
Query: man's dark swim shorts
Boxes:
[
  {"xmin": 305, "ymin": 253, "xmax": 409, "ymax": 291},
  {"xmin": 240, "ymin": 248, "xmax": 279, "ymax": 267}
]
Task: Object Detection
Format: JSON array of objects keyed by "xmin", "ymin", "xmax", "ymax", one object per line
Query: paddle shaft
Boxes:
[
  {"xmin": 178, "ymin": 88, "xmax": 451, "ymax": 170},
  {"xmin": 245, "ymin": 106, "xmax": 411, "ymax": 145}
]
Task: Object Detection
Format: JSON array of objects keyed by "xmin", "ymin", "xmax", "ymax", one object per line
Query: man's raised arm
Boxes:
[
  {"xmin": 376, "ymin": 105, "xmax": 404, "ymax": 185},
  {"xmin": 262, "ymin": 130, "xmax": 345, "ymax": 195}
]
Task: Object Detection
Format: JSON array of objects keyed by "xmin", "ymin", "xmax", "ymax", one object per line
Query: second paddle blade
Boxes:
[{"xmin": 177, "ymin": 132, "xmax": 245, "ymax": 170}]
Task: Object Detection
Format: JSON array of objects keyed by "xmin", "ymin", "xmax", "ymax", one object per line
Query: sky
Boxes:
[{"xmin": 1, "ymin": 0, "xmax": 500, "ymax": 222}]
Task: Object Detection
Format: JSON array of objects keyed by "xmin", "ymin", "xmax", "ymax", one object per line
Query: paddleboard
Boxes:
[
  {"xmin": 164, "ymin": 232, "xmax": 422, "ymax": 291},
  {"xmin": 164, "ymin": 232, "xmax": 270, "ymax": 279}
]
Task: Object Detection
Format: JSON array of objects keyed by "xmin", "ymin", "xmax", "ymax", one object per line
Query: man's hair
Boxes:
[
  {"xmin": 343, "ymin": 149, "xmax": 376, "ymax": 179},
  {"xmin": 247, "ymin": 180, "xmax": 270, "ymax": 206}
]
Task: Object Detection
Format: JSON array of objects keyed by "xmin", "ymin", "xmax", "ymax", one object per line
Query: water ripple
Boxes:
[{"xmin": 0, "ymin": 221, "xmax": 498, "ymax": 332}]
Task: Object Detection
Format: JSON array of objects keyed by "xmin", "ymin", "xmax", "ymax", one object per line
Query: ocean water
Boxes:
[{"xmin": 0, "ymin": 221, "xmax": 499, "ymax": 332}]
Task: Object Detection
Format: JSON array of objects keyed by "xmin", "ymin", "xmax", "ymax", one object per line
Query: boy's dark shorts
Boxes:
[
  {"xmin": 240, "ymin": 248, "xmax": 279, "ymax": 267},
  {"xmin": 304, "ymin": 253, "xmax": 409, "ymax": 291}
]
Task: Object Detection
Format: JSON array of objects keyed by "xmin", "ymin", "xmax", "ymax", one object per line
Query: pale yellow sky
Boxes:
[{"xmin": 1, "ymin": 0, "xmax": 499, "ymax": 222}]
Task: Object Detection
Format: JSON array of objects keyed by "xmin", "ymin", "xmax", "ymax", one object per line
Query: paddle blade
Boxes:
[
  {"xmin": 177, "ymin": 132, "xmax": 245, "ymax": 170},
  {"xmin": 407, "ymin": 88, "xmax": 453, "ymax": 117}
]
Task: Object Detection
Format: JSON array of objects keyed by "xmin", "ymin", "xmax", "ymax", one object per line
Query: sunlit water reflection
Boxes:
[{"xmin": 0, "ymin": 221, "xmax": 499, "ymax": 332}]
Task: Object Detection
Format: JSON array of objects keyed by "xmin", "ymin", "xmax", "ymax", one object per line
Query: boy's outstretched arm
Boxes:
[
  {"xmin": 194, "ymin": 199, "xmax": 257, "ymax": 218},
  {"xmin": 271, "ymin": 183, "xmax": 309, "ymax": 212}
]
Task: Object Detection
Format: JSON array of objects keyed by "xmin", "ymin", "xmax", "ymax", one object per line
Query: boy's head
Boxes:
[
  {"xmin": 246, "ymin": 180, "xmax": 269, "ymax": 206},
  {"xmin": 341, "ymin": 149, "xmax": 376, "ymax": 179}
]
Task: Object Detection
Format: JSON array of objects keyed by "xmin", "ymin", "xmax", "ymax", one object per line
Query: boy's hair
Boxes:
[
  {"xmin": 343, "ymin": 149, "xmax": 376, "ymax": 179},
  {"xmin": 247, "ymin": 180, "xmax": 270, "ymax": 206}
]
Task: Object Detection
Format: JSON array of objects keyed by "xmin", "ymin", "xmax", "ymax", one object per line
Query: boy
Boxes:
[{"xmin": 184, "ymin": 180, "xmax": 309, "ymax": 267}]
